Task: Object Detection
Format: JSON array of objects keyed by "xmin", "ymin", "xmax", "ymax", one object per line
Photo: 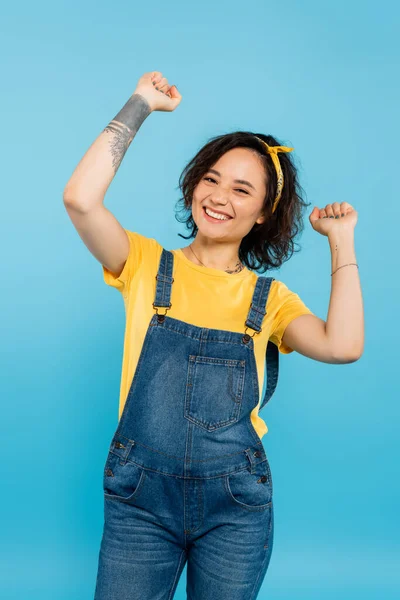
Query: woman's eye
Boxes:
[{"xmin": 203, "ymin": 177, "xmax": 248, "ymax": 194}]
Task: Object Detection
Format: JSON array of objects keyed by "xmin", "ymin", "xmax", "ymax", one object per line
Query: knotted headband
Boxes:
[{"xmin": 254, "ymin": 136, "xmax": 294, "ymax": 213}]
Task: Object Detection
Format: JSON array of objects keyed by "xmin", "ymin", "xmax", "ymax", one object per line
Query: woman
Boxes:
[{"xmin": 63, "ymin": 71, "xmax": 363, "ymax": 600}]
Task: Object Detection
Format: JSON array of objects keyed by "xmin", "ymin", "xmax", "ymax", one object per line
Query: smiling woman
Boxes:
[
  {"xmin": 174, "ymin": 130, "xmax": 311, "ymax": 274},
  {"xmin": 62, "ymin": 70, "xmax": 360, "ymax": 600}
]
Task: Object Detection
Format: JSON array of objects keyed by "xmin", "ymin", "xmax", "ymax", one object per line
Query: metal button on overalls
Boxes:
[{"xmin": 94, "ymin": 248, "xmax": 280, "ymax": 600}]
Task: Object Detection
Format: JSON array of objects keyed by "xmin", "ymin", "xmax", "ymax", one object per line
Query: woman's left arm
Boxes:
[{"xmin": 282, "ymin": 201, "xmax": 364, "ymax": 363}]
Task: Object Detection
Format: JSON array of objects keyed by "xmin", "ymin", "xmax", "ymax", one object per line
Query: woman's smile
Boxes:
[{"xmin": 202, "ymin": 205, "xmax": 234, "ymax": 223}]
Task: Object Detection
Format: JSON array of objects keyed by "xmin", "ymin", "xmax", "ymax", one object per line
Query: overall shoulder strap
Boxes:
[
  {"xmin": 153, "ymin": 248, "xmax": 174, "ymax": 309},
  {"xmin": 257, "ymin": 276, "xmax": 280, "ymax": 412}
]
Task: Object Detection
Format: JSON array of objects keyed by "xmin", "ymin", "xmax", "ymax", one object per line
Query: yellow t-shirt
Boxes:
[{"xmin": 102, "ymin": 230, "xmax": 314, "ymax": 439}]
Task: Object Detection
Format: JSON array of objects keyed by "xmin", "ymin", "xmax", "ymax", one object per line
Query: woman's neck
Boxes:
[{"xmin": 180, "ymin": 242, "xmax": 245, "ymax": 274}]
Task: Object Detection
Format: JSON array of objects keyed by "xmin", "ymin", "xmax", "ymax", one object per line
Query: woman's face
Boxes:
[{"xmin": 191, "ymin": 147, "xmax": 267, "ymax": 241}]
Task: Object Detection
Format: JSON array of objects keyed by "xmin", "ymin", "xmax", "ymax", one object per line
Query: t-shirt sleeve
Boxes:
[
  {"xmin": 102, "ymin": 229, "xmax": 155, "ymax": 294},
  {"xmin": 269, "ymin": 280, "xmax": 314, "ymax": 354}
]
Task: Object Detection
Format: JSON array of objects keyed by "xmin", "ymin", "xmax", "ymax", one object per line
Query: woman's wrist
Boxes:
[
  {"xmin": 110, "ymin": 92, "xmax": 152, "ymax": 136},
  {"xmin": 328, "ymin": 229, "xmax": 356, "ymax": 274}
]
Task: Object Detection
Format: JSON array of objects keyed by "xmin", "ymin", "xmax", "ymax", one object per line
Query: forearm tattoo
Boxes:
[{"xmin": 103, "ymin": 93, "xmax": 152, "ymax": 173}]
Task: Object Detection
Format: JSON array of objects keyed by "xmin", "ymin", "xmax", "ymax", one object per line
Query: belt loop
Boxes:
[
  {"xmin": 244, "ymin": 448, "xmax": 256, "ymax": 474},
  {"xmin": 112, "ymin": 435, "xmax": 135, "ymax": 465}
]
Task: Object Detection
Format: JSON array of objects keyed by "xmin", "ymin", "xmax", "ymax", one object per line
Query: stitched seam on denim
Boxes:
[
  {"xmin": 130, "ymin": 438, "xmax": 247, "ymax": 462},
  {"xmin": 190, "ymin": 356, "xmax": 244, "ymax": 366},
  {"xmin": 185, "ymin": 414, "xmax": 239, "ymax": 431},
  {"xmin": 184, "ymin": 419, "xmax": 193, "ymax": 476},
  {"xmin": 167, "ymin": 549, "xmax": 186, "ymax": 600},
  {"xmin": 264, "ymin": 505, "xmax": 273, "ymax": 549},
  {"xmin": 251, "ymin": 512, "xmax": 274, "ymax": 599},
  {"xmin": 184, "ymin": 365, "xmax": 193, "ymax": 433},
  {"xmin": 197, "ymin": 480, "xmax": 204, "ymax": 531},
  {"xmin": 187, "ymin": 480, "xmax": 204, "ymax": 535},
  {"xmin": 124, "ymin": 459, "xmax": 251, "ymax": 480},
  {"xmin": 250, "ymin": 304, "xmax": 267, "ymax": 316},
  {"xmin": 184, "ymin": 477, "xmax": 189, "ymax": 539},
  {"xmin": 151, "ymin": 321, "xmax": 247, "ymax": 344},
  {"xmin": 183, "ymin": 421, "xmax": 192, "ymax": 538}
]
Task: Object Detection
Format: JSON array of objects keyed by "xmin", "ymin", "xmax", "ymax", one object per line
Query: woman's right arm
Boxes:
[{"xmin": 63, "ymin": 71, "xmax": 181, "ymax": 278}]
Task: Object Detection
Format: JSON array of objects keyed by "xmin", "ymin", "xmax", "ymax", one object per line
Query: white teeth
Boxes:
[{"xmin": 205, "ymin": 207, "xmax": 231, "ymax": 220}]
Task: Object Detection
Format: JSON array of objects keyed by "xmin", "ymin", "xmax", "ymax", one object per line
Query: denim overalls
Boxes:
[{"xmin": 94, "ymin": 248, "xmax": 280, "ymax": 600}]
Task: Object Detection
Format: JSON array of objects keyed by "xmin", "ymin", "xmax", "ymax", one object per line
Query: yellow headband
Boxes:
[{"xmin": 254, "ymin": 137, "xmax": 294, "ymax": 213}]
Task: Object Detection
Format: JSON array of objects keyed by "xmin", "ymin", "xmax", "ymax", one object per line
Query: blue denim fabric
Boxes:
[{"xmin": 94, "ymin": 249, "xmax": 280, "ymax": 600}]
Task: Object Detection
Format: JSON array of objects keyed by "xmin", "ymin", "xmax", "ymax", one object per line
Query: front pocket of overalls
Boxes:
[
  {"xmin": 224, "ymin": 465, "xmax": 272, "ymax": 511},
  {"xmin": 103, "ymin": 452, "xmax": 146, "ymax": 504},
  {"xmin": 184, "ymin": 355, "xmax": 245, "ymax": 431}
]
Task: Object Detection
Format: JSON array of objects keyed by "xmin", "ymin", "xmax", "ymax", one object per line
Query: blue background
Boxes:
[{"xmin": 1, "ymin": 0, "xmax": 399, "ymax": 598}]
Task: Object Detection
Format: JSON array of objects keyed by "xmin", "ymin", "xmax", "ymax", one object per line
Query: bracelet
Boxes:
[{"xmin": 331, "ymin": 263, "xmax": 359, "ymax": 276}]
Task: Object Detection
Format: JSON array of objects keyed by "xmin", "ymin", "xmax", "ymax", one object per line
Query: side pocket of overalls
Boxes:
[
  {"xmin": 224, "ymin": 460, "xmax": 272, "ymax": 511},
  {"xmin": 103, "ymin": 451, "xmax": 146, "ymax": 504}
]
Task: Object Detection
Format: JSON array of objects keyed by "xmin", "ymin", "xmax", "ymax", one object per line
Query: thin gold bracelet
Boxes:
[{"xmin": 331, "ymin": 263, "xmax": 359, "ymax": 276}]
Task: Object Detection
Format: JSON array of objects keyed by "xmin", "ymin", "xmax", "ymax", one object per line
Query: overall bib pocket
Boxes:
[
  {"xmin": 224, "ymin": 462, "xmax": 272, "ymax": 511},
  {"xmin": 103, "ymin": 451, "xmax": 146, "ymax": 504},
  {"xmin": 184, "ymin": 355, "xmax": 245, "ymax": 431}
]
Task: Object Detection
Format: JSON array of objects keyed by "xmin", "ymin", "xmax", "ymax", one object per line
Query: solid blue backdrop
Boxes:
[{"xmin": 1, "ymin": 0, "xmax": 399, "ymax": 598}]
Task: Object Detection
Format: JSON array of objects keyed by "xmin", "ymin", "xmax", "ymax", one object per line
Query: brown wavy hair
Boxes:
[{"xmin": 174, "ymin": 130, "xmax": 311, "ymax": 274}]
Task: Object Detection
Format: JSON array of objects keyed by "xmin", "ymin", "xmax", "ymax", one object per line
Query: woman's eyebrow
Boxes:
[{"xmin": 207, "ymin": 168, "xmax": 256, "ymax": 191}]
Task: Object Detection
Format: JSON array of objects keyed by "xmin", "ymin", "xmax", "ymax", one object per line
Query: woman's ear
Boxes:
[{"xmin": 255, "ymin": 213, "xmax": 266, "ymax": 225}]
